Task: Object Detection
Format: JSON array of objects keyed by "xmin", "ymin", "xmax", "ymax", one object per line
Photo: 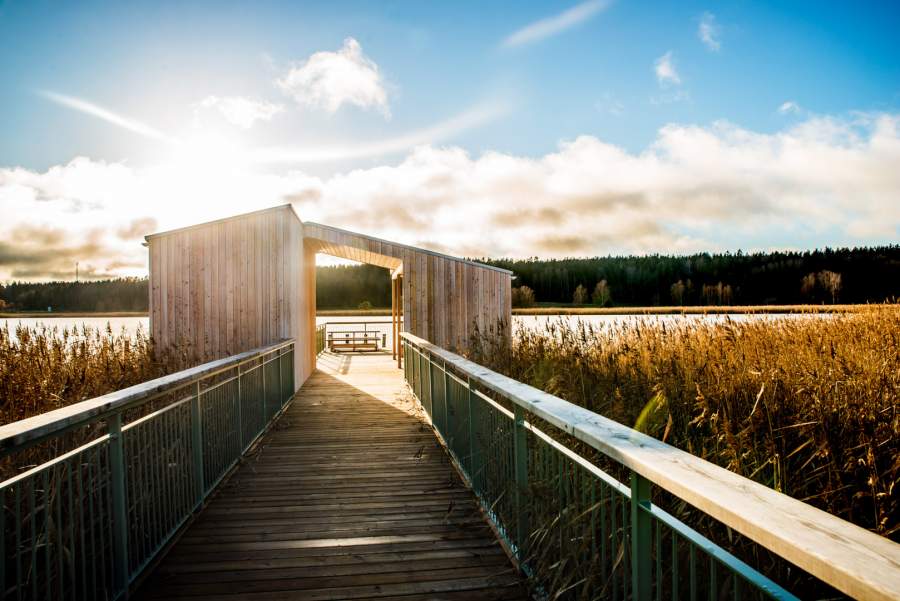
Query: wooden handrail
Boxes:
[
  {"xmin": 0, "ymin": 339, "xmax": 295, "ymax": 454},
  {"xmin": 399, "ymin": 332, "xmax": 900, "ymax": 601}
]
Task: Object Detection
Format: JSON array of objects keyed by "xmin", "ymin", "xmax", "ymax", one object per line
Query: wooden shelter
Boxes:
[{"xmin": 145, "ymin": 204, "xmax": 512, "ymax": 386}]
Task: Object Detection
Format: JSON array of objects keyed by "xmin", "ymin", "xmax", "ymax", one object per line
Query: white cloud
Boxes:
[
  {"xmin": 39, "ymin": 91, "xmax": 173, "ymax": 142},
  {"xmin": 194, "ymin": 96, "xmax": 283, "ymax": 129},
  {"xmin": 276, "ymin": 38, "xmax": 389, "ymax": 117},
  {"xmin": 502, "ymin": 0, "xmax": 611, "ymax": 48},
  {"xmin": 698, "ymin": 12, "xmax": 721, "ymax": 51},
  {"xmin": 778, "ymin": 101, "xmax": 803, "ymax": 115},
  {"xmin": 2, "ymin": 112, "xmax": 899, "ymax": 279},
  {"xmin": 250, "ymin": 101, "xmax": 508, "ymax": 163},
  {"xmin": 654, "ymin": 51, "xmax": 681, "ymax": 86}
]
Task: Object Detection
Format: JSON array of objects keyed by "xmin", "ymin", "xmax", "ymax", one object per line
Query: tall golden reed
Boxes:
[
  {"xmin": 0, "ymin": 323, "xmax": 188, "ymax": 425},
  {"xmin": 473, "ymin": 306, "xmax": 899, "ymax": 540}
]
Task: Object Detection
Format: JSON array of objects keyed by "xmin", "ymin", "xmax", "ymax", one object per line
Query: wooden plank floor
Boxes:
[{"xmin": 137, "ymin": 351, "xmax": 529, "ymax": 601}]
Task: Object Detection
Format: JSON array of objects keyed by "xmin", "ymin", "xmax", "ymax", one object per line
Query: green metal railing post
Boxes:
[
  {"xmin": 466, "ymin": 376, "xmax": 475, "ymax": 479},
  {"xmin": 442, "ymin": 360, "xmax": 450, "ymax": 436},
  {"xmin": 278, "ymin": 349, "xmax": 283, "ymax": 406},
  {"xmin": 107, "ymin": 412, "xmax": 129, "ymax": 597},
  {"xmin": 513, "ymin": 405, "xmax": 529, "ymax": 557},
  {"xmin": 236, "ymin": 364, "xmax": 244, "ymax": 450},
  {"xmin": 631, "ymin": 472, "xmax": 652, "ymax": 601},
  {"xmin": 428, "ymin": 354, "xmax": 437, "ymax": 428},
  {"xmin": 191, "ymin": 382, "xmax": 205, "ymax": 506},
  {"xmin": 262, "ymin": 356, "xmax": 268, "ymax": 421}
]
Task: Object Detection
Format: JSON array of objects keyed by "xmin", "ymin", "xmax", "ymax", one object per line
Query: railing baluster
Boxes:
[
  {"xmin": 672, "ymin": 528, "xmax": 679, "ymax": 601},
  {"xmin": 690, "ymin": 542, "xmax": 697, "ymax": 601}
]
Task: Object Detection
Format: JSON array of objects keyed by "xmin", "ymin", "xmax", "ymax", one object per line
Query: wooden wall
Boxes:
[
  {"xmin": 147, "ymin": 206, "xmax": 511, "ymax": 390},
  {"xmin": 147, "ymin": 205, "xmax": 315, "ymax": 386},
  {"xmin": 303, "ymin": 222, "xmax": 512, "ymax": 351}
]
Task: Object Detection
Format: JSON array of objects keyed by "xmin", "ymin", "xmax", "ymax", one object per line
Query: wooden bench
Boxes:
[{"xmin": 328, "ymin": 331, "xmax": 380, "ymax": 352}]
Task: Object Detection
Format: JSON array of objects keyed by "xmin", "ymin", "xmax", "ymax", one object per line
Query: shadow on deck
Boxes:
[{"xmin": 136, "ymin": 352, "xmax": 529, "ymax": 600}]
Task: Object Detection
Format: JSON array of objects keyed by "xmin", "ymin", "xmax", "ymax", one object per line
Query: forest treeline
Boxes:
[
  {"xmin": 487, "ymin": 245, "xmax": 900, "ymax": 306},
  {"xmin": 0, "ymin": 266, "xmax": 394, "ymax": 312},
  {"xmin": 1, "ymin": 246, "xmax": 897, "ymax": 311},
  {"xmin": 0, "ymin": 278, "xmax": 150, "ymax": 312}
]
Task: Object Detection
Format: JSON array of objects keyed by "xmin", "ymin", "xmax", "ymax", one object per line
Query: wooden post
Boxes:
[
  {"xmin": 396, "ymin": 276, "xmax": 403, "ymax": 369},
  {"xmin": 391, "ymin": 276, "xmax": 397, "ymax": 360}
]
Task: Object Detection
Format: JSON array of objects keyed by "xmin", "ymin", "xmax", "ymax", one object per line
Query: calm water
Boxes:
[{"xmin": 0, "ymin": 313, "xmax": 818, "ymax": 343}]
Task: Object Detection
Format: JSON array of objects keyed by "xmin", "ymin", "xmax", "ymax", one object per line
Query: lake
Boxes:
[{"xmin": 0, "ymin": 313, "xmax": 821, "ymax": 343}]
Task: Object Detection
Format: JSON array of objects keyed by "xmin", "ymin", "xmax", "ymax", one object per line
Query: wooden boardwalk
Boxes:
[{"xmin": 137, "ymin": 352, "xmax": 529, "ymax": 601}]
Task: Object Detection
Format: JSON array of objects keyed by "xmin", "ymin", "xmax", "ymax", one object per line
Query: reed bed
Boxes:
[
  {"xmin": 0, "ymin": 323, "xmax": 187, "ymax": 426},
  {"xmin": 472, "ymin": 306, "xmax": 900, "ymax": 541}
]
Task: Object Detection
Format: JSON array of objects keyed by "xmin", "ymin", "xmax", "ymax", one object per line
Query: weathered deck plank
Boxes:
[{"xmin": 136, "ymin": 352, "xmax": 529, "ymax": 600}]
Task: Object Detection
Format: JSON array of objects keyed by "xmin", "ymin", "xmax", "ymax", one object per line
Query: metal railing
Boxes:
[
  {"xmin": 0, "ymin": 339, "xmax": 295, "ymax": 600},
  {"xmin": 315, "ymin": 324, "xmax": 326, "ymax": 355},
  {"xmin": 401, "ymin": 332, "xmax": 900, "ymax": 601}
]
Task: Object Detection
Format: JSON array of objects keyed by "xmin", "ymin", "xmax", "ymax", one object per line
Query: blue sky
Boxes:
[{"xmin": 0, "ymin": 1, "xmax": 899, "ymax": 279}]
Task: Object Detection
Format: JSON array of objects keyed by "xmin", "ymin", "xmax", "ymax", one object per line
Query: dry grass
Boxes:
[
  {"xmin": 473, "ymin": 305, "xmax": 900, "ymax": 540},
  {"xmin": 0, "ymin": 323, "xmax": 188, "ymax": 425}
]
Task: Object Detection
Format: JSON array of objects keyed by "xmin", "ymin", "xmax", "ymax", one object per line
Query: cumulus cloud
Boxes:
[
  {"xmin": 698, "ymin": 12, "xmax": 721, "ymax": 51},
  {"xmin": 654, "ymin": 51, "xmax": 681, "ymax": 86},
  {"xmin": 276, "ymin": 38, "xmax": 389, "ymax": 117},
  {"xmin": 117, "ymin": 217, "xmax": 158, "ymax": 240},
  {"xmin": 194, "ymin": 96, "xmax": 283, "ymax": 129},
  {"xmin": 1, "ymin": 112, "xmax": 899, "ymax": 279},
  {"xmin": 502, "ymin": 0, "xmax": 611, "ymax": 48}
]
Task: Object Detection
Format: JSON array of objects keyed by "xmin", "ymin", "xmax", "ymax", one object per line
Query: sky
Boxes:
[{"xmin": 0, "ymin": 0, "xmax": 898, "ymax": 280}]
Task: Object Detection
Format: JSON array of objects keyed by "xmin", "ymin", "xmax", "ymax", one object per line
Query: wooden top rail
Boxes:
[
  {"xmin": 400, "ymin": 332, "xmax": 900, "ymax": 601},
  {"xmin": 0, "ymin": 339, "xmax": 295, "ymax": 455}
]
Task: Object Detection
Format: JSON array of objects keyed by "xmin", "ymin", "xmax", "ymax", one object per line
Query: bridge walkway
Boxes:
[{"xmin": 136, "ymin": 351, "xmax": 529, "ymax": 601}]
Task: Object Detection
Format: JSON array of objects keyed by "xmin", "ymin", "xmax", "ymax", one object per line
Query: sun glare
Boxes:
[{"xmin": 164, "ymin": 131, "xmax": 249, "ymax": 173}]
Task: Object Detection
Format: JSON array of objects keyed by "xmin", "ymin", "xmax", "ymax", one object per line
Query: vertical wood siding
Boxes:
[
  {"xmin": 147, "ymin": 206, "xmax": 314, "ymax": 387},
  {"xmin": 303, "ymin": 222, "xmax": 511, "ymax": 352}
]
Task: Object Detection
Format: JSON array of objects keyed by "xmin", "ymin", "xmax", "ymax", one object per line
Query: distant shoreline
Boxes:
[
  {"xmin": 0, "ymin": 304, "xmax": 866, "ymax": 319},
  {"xmin": 512, "ymin": 304, "xmax": 860, "ymax": 315},
  {"xmin": 0, "ymin": 311, "xmax": 149, "ymax": 318}
]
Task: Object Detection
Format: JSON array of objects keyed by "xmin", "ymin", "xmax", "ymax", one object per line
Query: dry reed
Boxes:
[
  {"xmin": 0, "ymin": 323, "xmax": 189, "ymax": 426},
  {"xmin": 472, "ymin": 306, "xmax": 900, "ymax": 540}
]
